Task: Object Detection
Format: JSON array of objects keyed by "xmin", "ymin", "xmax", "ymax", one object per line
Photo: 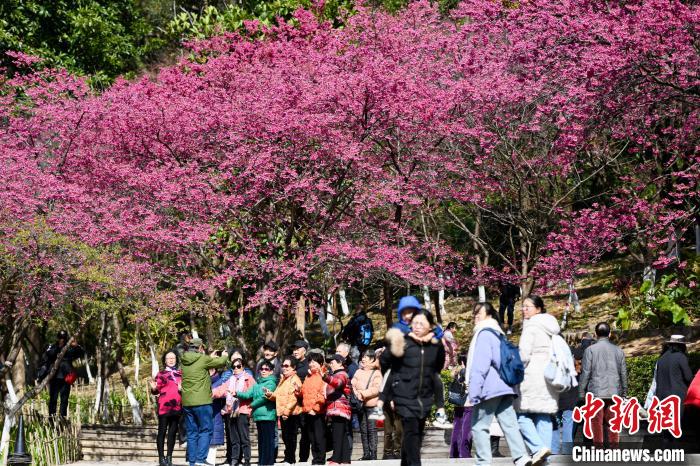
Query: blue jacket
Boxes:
[
  {"xmin": 392, "ymin": 296, "xmax": 444, "ymax": 339},
  {"xmin": 468, "ymin": 329, "xmax": 516, "ymax": 405},
  {"xmin": 210, "ymin": 372, "xmax": 228, "ymax": 445}
]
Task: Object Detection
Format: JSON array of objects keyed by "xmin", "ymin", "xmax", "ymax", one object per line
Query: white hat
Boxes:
[{"xmin": 666, "ymin": 335, "xmax": 687, "ymax": 345}]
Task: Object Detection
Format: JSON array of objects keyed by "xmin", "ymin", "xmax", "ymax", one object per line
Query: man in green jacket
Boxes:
[{"xmin": 181, "ymin": 338, "xmax": 229, "ymax": 466}]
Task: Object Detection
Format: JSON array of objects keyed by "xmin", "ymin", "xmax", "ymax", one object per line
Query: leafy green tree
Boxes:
[{"xmin": 0, "ymin": 0, "xmax": 160, "ymax": 86}]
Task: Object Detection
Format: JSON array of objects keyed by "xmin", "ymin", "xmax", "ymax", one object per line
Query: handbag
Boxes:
[
  {"xmin": 64, "ymin": 370, "xmax": 78, "ymax": 385},
  {"xmin": 350, "ymin": 369, "xmax": 376, "ymax": 412},
  {"xmin": 448, "ymin": 368, "xmax": 468, "ymax": 406}
]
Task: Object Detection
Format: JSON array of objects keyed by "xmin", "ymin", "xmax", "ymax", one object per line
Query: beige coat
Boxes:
[
  {"xmin": 514, "ymin": 313, "xmax": 560, "ymax": 414},
  {"xmin": 351, "ymin": 367, "xmax": 383, "ymax": 408}
]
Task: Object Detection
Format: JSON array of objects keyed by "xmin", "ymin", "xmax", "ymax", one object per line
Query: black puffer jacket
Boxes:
[{"xmin": 381, "ymin": 328, "xmax": 445, "ymax": 419}]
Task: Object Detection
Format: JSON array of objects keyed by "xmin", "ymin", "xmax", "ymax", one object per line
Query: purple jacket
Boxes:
[{"xmin": 468, "ymin": 330, "xmax": 516, "ymax": 405}]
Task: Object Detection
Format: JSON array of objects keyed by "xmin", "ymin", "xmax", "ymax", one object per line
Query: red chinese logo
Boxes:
[
  {"xmin": 647, "ymin": 395, "xmax": 682, "ymax": 438},
  {"xmin": 573, "ymin": 392, "xmax": 604, "ymax": 439},
  {"xmin": 609, "ymin": 395, "xmax": 641, "ymax": 434}
]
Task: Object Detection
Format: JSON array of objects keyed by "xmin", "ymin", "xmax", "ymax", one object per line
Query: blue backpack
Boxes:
[
  {"xmin": 359, "ymin": 320, "xmax": 373, "ymax": 347},
  {"xmin": 482, "ymin": 328, "xmax": 525, "ymax": 386}
]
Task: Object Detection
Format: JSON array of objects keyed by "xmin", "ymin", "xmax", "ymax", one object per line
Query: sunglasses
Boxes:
[
  {"xmin": 282, "ymin": 364, "xmax": 292, "ymax": 368},
  {"xmin": 233, "ymin": 364, "xmax": 242, "ymax": 369},
  {"xmin": 260, "ymin": 367, "xmax": 272, "ymax": 372}
]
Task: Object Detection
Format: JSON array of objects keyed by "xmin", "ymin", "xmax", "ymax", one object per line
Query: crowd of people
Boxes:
[
  {"xmin": 146, "ymin": 298, "xmax": 459, "ymax": 466},
  {"xmin": 39, "ymin": 291, "xmax": 698, "ymax": 466},
  {"xmin": 446, "ymin": 296, "xmax": 700, "ymax": 466}
]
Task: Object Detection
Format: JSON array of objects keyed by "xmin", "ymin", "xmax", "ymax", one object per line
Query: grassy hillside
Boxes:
[{"xmin": 362, "ymin": 257, "xmax": 699, "ymax": 357}]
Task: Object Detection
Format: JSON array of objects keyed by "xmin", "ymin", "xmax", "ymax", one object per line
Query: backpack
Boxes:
[
  {"xmin": 448, "ymin": 368, "xmax": 468, "ymax": 406},
  {"xmin": 543, "ymin": 334, "xmax": 578, "ymax": 392},
  {"xmin": 357, "ymin": 316, "xmax": 373, "ymax": 347},
  {"xmin": 482, "ymin": 329, "xmax": 525, "ymax": 386}
]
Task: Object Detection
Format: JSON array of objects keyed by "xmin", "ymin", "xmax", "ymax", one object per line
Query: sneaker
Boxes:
[
  {"xmin": 432, "ymin": 412, "xmax": 452, "ymax": 429},
  {"xmin": 531, "ymin": 448, "xmax": 551, "ymax": 466},
  {"xmin": 514, "ymin": 456, "xmax": 533, "ymax": 466},
  {"xmin": 367, "ymin": 407, "xmax": 384, "ymax": 421}
]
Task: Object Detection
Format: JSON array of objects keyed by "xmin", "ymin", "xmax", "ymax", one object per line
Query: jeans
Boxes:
[
  {"xmin": 518, "ymin": 413, "xmax": 553, "ymax": 455},
  {"xmin": 471, "ymin": 395, "xmax": 529, "ymax": 466},
  {"xmin": 450, "ymin": 406, "xmax": 473, "ymax": 458},
  {"xmin": 399, "ymin": 417, "xmax": 426, "ymax": 466},
  {"xmin": 358, "ymin": 407, "xmax": 378, "ymax": 458},
  {"xmin": 257, "ymin": 420, "xmax": 276, "ymax": 466},
  {"xmin": 591, "ymin": 399, "xmax": 619, "ymax": 448},
  {"xmin": 183, "ymin": 404, "xmax": 214, "ymax": 466},
  {"xmin": 48, "ymin": 378, "xmax": 71, "ymax": 417},
  {"xmin": 551, "ymin": 409, "xmax": 574, "ymax": 455}
]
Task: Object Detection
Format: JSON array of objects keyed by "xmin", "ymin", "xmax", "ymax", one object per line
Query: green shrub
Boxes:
[{"xmin": 626, "ymin": 352, "xmax": 700, "ymax": 401}]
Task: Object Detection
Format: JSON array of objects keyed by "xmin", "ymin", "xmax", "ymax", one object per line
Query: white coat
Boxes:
[{"xmin": 514, "ymin": 313, "xmax": 561, "ymax": 414}]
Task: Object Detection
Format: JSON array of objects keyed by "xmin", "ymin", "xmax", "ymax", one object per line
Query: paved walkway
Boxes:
[{"xmin": 72, "ymin": 455, "xmax": 700, "ymax": 466}]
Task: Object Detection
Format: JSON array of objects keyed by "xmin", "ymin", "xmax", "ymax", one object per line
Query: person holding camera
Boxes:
[
  {"xmin": 181, "ymin": 338, "xmax": 229, "ymax": 466},
  {"xmin": 39, "ymin": 330, "xmax": 85, "ymax": 418}
]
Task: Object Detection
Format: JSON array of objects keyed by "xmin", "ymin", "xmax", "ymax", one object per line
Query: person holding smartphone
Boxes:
[{"xmin": 235, "ymin": 360, "xmax": 278, "ymax": 465}]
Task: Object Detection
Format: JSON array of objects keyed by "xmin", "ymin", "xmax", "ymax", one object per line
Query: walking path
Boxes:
[{"xmin": 72, "ymin": 456, "xmax": 700, "ymax": 466}]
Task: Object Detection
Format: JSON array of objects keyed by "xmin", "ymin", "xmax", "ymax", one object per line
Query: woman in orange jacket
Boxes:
[{"xmin": 301, "ymin": 352, "xmax": 327, "ymax": 465}]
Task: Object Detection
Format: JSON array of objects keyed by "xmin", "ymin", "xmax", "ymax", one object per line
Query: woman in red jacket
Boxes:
[
  {"xmin": 324, "ymin": 354, "xmax": 352, "ymax": 464},
  {"xmin": 150, "ymin": 350, "xmax": 182, "ymax": 466}
]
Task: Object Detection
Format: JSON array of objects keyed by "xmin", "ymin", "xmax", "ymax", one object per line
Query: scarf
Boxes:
[
  {"xmin": 164, "ymin": 366, "xmax": 180, "ymax": 383},
  {"xmin": 229, "ymin": 371, "xmax": 249, "ymax": 393},
  {"xmin": 465, "ymin": 318, "xmax": 504, "ymax": 406}
]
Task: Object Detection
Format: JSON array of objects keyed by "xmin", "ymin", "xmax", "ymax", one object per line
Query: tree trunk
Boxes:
[
  {"xmin": 338, "ymin": 287, "xmax": 350, "ymax": 316},
  {"xmin": 422, "ymin": 286, "xmax": 431, "ymax": 311},
  {"xmin": 438, "ymin": 285, "xmax": 448, "ymax": 320},
  {"xmin": 521, "ymin": 277, "xmax": 534, "ymax": 298},
  {"xmin": 383, "ymin": 281, "xmax": 393, "ymax": 328},
  {"xmin": 0, "ymin": 380, "xmax": 19, "ymax": 466},
  {"xmin": 206, "ymin": 315, "xmax": 216, "ymax": 351},
  {"xmin": 295, "ymin": 296, "xmax": 306, "ymax": 338},
  {"xmin": 430, "ymin": 289, "xmax": 442, "ymax": 324},
  {"xmin": 94, "ymin": 310, "xmax": 107, "ymax": 416},
  {"xmin": 10, "ymin": 347, "xmax": 25, "ymax": 398},
  {"xmin": 326, "ymin": 293, "xmax": 334, "ymax": 322},
  {"xmin": 478, "ymin": 285, "xmax": 486, "ymax": 303},
  {"xmin": 0, "ymin": 316, "xmax": 30, "ymax": 380},
  {"xmin": 84, "ymin": 356, "xmax": 95, "ymax": 384},
  {"xmin": 112, "ymin": 312, "xmax": 143, "ymax": 425},
  {"xmin": 134, "ymin": 323, "xmax": 140, "ymax": 383},
  {"xmin": 190, "ymin": 310, "xmax": 199, "ymax": 339},
  {"xmin": 25, "ymin": 323, "xmax": 42, "ymax": 378}
]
